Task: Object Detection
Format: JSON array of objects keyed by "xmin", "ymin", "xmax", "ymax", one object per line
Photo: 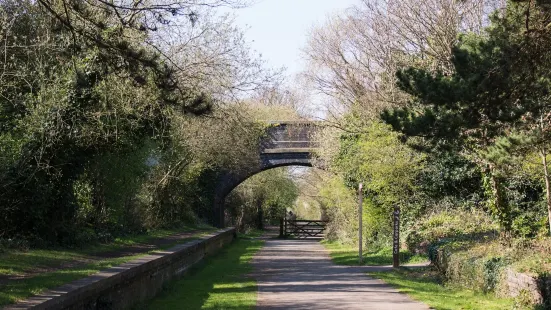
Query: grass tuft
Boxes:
[{"xmin": 143, "ymin": 237, "xmax": 264, "ymax": 310}]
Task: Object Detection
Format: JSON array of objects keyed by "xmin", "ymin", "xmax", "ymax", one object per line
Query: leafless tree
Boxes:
[
  {"xmin": 302, "ymin": 0, "xmax": 505, "ymax": 125},
  {"xmin": 30, "ymin": 0, "xmax": 275, "ymax": 103}
]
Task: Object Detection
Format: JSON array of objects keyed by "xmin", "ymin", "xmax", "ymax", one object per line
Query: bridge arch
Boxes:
[{"xmin": 212, "ymin": 121, "xmax": 319, "ymax": 227}]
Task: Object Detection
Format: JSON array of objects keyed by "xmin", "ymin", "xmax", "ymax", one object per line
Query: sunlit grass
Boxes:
[
  {"xmin": 1, "ymin": 264, "xmax": 113, "ymax": 305},
  {"xmin": 369, "ymin": 267, "xmax": 514, "ymax": 310},
  {"xmin": 321, "ymin": 241, "xmax": 427, "ymax": 266},
  {"xmin": 144, "ymin": 237, "xmax": 264, "ymax": 310},
  {"xmin": 323, "ymin": 240, "xmax": 514, "ymax": 309},
  {"xmin": 0, "ymin": 226, "xmax": 213, "ymax": 306}
]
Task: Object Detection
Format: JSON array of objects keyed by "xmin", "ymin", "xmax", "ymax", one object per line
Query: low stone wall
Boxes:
[
  {"xmin": 504, "ymin": 268, "xmax": 551, "ymax": 305},
  {"xmin": 5, "ymin": 228, "xmax": 236, "ymax": 310},
  {"xmin": 430, "ymin": 247, "xmax": 551, "ymax": 306}
]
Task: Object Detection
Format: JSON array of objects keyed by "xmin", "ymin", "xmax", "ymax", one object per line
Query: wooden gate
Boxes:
[{"xmin": 284, "ymin": 220, "xmax": 327, "ymax": 238}]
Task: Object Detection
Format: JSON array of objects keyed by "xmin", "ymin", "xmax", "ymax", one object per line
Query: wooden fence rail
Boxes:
[{"xmin": 282, "ymin": 219, "xmax": 327, "ymax": 238}]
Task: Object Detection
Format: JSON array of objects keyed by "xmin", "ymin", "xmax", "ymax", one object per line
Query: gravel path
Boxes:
[{"xmin": 252, "ymin": 238, "xmax": 430, "ymax": 310}]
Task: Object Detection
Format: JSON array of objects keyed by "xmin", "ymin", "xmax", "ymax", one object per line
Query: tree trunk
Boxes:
[
  {"xmin": 488, "ymin": 165, "xmax": 510, "ymax": 232},
  {"xmin": 257, "ymin": 198, "xmax": 264, "ymax": 230},
  {"xmin": 541, "ymin": 147, "xmax": 551, "ymax": 236}
]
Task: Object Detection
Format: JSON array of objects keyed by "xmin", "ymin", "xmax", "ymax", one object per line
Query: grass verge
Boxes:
[
  {"xmin": 0, "ymin": 226, "xmax": 213, "ymax": 306},
  {"xmin": 321, "ymin": 241, "xmax": 427, "ymax": 266},
  {"xmin": 323, "ymin": 241, "xmax": 514, "ymax": 309},
  {"xmin": 368, "ymin": 267, "xmax": 514, "ymax": 310},
  {"xmin": 143, "ymin": 233, "xmax": 263, "ymax": 310}
]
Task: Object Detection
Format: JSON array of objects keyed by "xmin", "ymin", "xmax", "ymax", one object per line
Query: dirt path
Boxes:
[{"xmin": 252, "ymin": 237, "xmax": 430, "ymax": 310}]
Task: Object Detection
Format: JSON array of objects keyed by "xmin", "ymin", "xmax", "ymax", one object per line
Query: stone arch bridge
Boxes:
[{"xmin": 213, "ymin": 121, "xmax": 320, "ymax": 227}]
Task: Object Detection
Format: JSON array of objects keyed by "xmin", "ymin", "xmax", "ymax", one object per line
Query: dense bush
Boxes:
[
  {"xmin": 406, "ymin": 209, "xmax": 498, "ymax": 255},
  {"xmin": 0, "ymin": 0, "xmax": 275, "ymax": 246}
]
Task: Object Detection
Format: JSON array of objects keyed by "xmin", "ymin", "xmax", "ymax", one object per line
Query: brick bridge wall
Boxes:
[
  {"xmin": 212, "ymin": 121, "xmax": 320, "ymax": 228},
  {"xmin": 261, "ymin": 121, "xmax": 319, "ymax": 150}
]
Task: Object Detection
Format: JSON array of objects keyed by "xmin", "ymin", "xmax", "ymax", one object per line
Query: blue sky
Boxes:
[{"xmin": 231, "ymin": 0, "xmax": 356, "ymax": 79}]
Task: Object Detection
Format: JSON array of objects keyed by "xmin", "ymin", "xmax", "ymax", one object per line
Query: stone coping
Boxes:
[
  {"xmin": 4, "ymin": 228, "xmax": 236, "ymax": 310},
  {"xmin": 263, "ymin": 120, "xmax": 321, "ymax": 125},
  {"xmin": 261, "ymin": 148, "xmax": 317, "ymax": 154}
]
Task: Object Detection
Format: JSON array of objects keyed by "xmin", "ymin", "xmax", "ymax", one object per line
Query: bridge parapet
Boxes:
[
  {"xmin": 261, "ymin": 121, "xmax": 320, "ymax": 153},
  {"xmin": 213, "ymin": 120, "xmax": 321, "ymax": 227}
]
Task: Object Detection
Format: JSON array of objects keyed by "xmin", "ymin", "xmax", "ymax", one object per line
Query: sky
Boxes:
[{"xmin": 230, "ymin": 0, "xmax": 357, "ymax": 79}]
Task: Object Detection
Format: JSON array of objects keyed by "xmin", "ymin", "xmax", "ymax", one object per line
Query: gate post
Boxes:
[{"xmin": 279, "ymin": 218, "xmax": 284, "ymax": 238}]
